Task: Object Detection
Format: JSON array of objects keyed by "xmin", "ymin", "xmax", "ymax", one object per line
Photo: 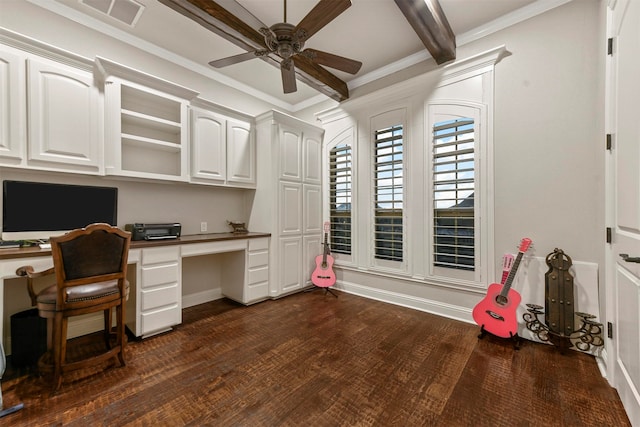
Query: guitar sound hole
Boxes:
[{"xmin": 495, "ymin": 295, "xmax": 508, "ymax": 306}]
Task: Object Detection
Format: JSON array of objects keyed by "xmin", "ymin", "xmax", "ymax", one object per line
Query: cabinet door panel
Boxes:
[
  {"xmin": 279, "ymin": 237, "xmax": 302, "ymax": 293},
  {"xmin": 227, "ymin": 118, "xmax": 255, "ymax": 186},
  {"xmin": 304, "ymin": 184, "xmax": 322, "ymax": 234},
  {"xmin": 27, "ymin": 58, "xmax": 99, "ymax": 169},
  {"xmin": 279, "ymin": 126, "xmax": 302, "ymax": 181},
  {"xmin": 279, "ymin": 182, "xmax": 302, "ymax": 235},
  {"xmin": 304, "ymin": 234, "xmax": 322, "ymax": 287},
  {"xmin": 0, "ymin": 49, "xmax": 24, "ymax": 161},
  {"xmin": 304, "ymin": 133, "xmax": 322, "ymax": 184},
  {"xmin": 191, "ymin": 107, "xmax": 226, "ymax": 182}
]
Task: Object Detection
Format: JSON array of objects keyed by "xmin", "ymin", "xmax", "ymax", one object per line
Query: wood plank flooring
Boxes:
[{"xmin": 2, "ymin": 291, "xmax": 630, "ymax": 426}]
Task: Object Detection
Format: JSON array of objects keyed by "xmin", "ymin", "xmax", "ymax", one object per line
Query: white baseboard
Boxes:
[{"xmin": 335, "ymin": 280, "xmax": 474, "ymax": 324}]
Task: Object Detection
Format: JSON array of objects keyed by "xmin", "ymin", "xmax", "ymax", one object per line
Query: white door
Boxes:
[{"xmin": 608, "ymin": 0, "xmax": 640, "ymax": 425}]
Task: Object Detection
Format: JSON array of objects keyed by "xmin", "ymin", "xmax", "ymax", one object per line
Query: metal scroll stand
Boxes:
[
  {"xmin": 523, "ymin": 248, "xmax": 603, "ymax": 353},
  {"xmin": 0, "ymin": 342, "xmax": 24, "ymax": 418}
]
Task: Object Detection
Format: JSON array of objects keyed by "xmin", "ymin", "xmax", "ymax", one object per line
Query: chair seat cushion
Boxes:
[{"xmin": 37, "ymin": 280, "xmax": 130, "ymax": 308}]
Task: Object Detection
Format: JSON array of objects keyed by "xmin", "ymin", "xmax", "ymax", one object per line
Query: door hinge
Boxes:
[
  {"xmin": 606, "ymin": 227, "xmax": 612, "ymax": 243},
  {"xmin": 606, "ymin": 133, "xmax": 612, "ymax": 150},
  {"xmin": 608, "ymin": 37, "xmax": 614, "ymax": 55},
  {"xmin": 607, "ymin": 322, "xmax": 613, "ymax": 339}
]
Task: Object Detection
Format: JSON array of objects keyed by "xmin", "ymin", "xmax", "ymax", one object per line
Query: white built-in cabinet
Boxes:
[
  {"xmin": 250, "ymin": 110, "xmax": 324, "ymax": 298},
  {"xmin": 1, "ymin": 33, "xmax": 258, "ymax": 189},
  {"xmin": 0, "ymin": 39, "xmax": 102, "ymax": 174},
  {"xmin": 189, "ymin": 101, "xmax": 255, "ymax": 187},
  {"xmin": 97, "ymin": 57, "xmax": 198, "ymax": 182}
]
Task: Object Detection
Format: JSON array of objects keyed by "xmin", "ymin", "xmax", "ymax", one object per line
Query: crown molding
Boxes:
[
  {"xmin": 25, "ymin": 0, "xmax": 294, "ymax": 111},
  {"xmin": 0, "ymin": 27, "xmax": 94, "ymax": 71},
  {"xmin": 24, "ymin": 0, "xmax": 572, "ymax": 112}
]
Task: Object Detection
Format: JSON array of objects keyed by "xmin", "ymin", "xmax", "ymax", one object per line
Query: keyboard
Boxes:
[{"xmin": 0, "ymin": 240, "xmax": 21, "ymax": 249}]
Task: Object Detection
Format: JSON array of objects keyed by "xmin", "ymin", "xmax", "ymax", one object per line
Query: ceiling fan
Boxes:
[
  {"xmin": 206, "ymin": 0, "xmax": 362, "ymax": 95},
  {"xmin": 159, "ymin": 0, "xmax": 454, "ymax": 101},
  {"xmin": 158, "ymin": 0, "xmax": 361, "ymax": 99}
]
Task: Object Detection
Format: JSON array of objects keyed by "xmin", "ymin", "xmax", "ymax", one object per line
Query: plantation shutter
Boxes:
[
  {"xmin": 329, "ymin": 143, "xmax": 352, "ymax": 255},
  {"xmin": 432, "ymin": 118, "xmax": 475, "ymax": 271},
  {"xmin": 374, "ymin": 124, "xmax": 403, "ymax": 262}
]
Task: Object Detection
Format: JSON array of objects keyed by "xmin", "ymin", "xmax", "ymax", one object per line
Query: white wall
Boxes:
[
  {"xmin": 0, "ymin": 0, "xmax": 607, "ymax": 345},
  {"xmin": 311, "ymin": 0, "xmax": 607, "ymax": 324}
]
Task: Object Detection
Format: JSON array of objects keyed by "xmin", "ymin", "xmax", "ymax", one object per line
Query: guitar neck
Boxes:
[
  {"xmin": 322, "ymin": 233, "xmax": 329, "ymax": 264},
  {"xmin": 500, "ymin": 251, "xmax": 525, "ymax": 297}
]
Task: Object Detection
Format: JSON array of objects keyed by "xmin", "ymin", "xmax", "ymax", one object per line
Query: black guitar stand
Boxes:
[
  {"xmin": 477, "ymin": 325, "xmax": 521, "ymax": 350},
  {"xmin": 305, "ymin": 285, "xmax": 338, "ymax": 298}
]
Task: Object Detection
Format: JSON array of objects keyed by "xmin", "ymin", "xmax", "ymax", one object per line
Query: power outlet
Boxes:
[{"xmin": 200, "ymin": 222, "xmax": 208, "ymax": 232}]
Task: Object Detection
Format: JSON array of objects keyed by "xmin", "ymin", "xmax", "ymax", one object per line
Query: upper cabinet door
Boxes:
[
  {"xmin": 190, "ymin": 107, "xmax": 226, "ymax": 183},
  {"xmin": 303, "ymin": 131, "xmax": 322, "ymax": 184},
  {"xmin": 227, "ymin": 118, "xmax": 255, "ymax": 187},
  {"xmin": 278, "ymin": 124, "xmax": 302, "ymax": 181},
  {"xmin": 27, "ymin": 58, "xmax": 101, "ymax": 173},
  {"xmin": 0, "ymin": 48, "xmax": 25, "ymax": 163}
]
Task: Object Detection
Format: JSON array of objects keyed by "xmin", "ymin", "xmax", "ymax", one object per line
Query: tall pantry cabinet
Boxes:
[{"xmin": 250, "ymin": 110, "xmax": 324, "ymax": 298}]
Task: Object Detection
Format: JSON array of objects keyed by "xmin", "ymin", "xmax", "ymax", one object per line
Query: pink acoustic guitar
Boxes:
[
  {"xmin": 472, "ymin": 238, "xmax": 532, "ymax": 338},
  {"xmin": 311, "ymin": 222, "xmax": 336, "ymax": 288}
]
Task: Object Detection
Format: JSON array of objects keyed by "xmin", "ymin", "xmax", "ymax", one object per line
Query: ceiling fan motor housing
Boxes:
[{"xmin": 262, "ymin": 22, "xmax": 305, "ymax": 59}]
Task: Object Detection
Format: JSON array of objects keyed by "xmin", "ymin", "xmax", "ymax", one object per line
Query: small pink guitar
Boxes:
[
  {"xmin": 472, "ymin": 238, "xmax": 532, "ymax": 338},
  {"xmin": 311, "ymin": 222, "xmax": 336, "ymax": 288}
]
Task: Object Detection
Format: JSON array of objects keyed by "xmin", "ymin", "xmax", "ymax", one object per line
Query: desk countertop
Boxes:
[{"xmin": 0, "ymin": 232, "xmax": 271, "ymax": 260}]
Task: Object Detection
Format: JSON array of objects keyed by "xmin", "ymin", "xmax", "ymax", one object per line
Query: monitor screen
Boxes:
[{"xmin": 2, "ymin": 180, "xmax": 118, "ymax": 240}]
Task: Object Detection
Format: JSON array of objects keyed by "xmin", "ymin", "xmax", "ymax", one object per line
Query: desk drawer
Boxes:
[
  {"xmin": 247, "ymin": 265, "xmax": 269, "ymax": 285},
  {"xmin": 142, "ymin": 246, "xmax": 180, "ymax": 265},
  {"xmin": 141, "ymin": 263, "xmax": 179, "ymax": 289},
  {"xmin": 248, "ymin": 237, "xmax": 269, "ymax": 251},
  {"xmin": 141, "ymin": 284, "xmax": 179, "ymax": 311},
  {"xmin": 141, "ymin": 304, "xmax": 180, "ymax": 335},
  {"xmin": 247, "ymin": 251, "xmax": 268, "ymax": 268}
]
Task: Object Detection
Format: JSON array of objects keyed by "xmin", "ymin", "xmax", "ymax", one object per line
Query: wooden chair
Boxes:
[{"xmin": 16, "ymin": 223, "xmax": 131, "ymax": 391}]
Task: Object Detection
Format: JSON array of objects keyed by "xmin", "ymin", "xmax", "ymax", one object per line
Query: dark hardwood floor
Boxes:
[{"xmin": 2, "ymin": 290, "xmax": 630, "ymax": 426}]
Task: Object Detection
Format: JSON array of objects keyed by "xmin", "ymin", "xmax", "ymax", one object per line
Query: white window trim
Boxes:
[
  {"xmin": 426, "ymin": 101, "xmax": 489, "ymax": 289},
  {"xmin": 323, "ymin": 125, "xmax": 356, "ymax": 266}
]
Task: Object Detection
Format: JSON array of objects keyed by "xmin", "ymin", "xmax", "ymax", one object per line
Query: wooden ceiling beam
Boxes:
[
  {"xmin": 158, "ymin": 0, "xmax": 351, "ymax": 101},
  {"xmin": 394, "ymin": 0, "xmax": 456, "ymax": 65}
]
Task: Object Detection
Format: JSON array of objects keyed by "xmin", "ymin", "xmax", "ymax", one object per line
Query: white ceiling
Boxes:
[{"xmin": 36, "ymin": 0, "xmax": 565, "ymax": 109}]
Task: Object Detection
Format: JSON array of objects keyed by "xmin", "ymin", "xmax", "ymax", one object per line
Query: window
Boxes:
[
  {"xmin": 329, "ymin": 143, "xmax": 352, "ymax": 255},
  {"xmin": 432, "ymin": 118, "xmax": 475, "ymax": 271},
  {"xmin": 373, "ymin": 124, "xmax": 403, "ymax": 262}
]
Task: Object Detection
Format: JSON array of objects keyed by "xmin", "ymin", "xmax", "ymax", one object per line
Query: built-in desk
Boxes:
[{"xmin": 0, "ymin": 232, "xmax": 270, "ymax": 346}]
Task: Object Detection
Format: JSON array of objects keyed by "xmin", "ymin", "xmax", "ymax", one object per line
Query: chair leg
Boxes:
[
  {"xmin": 52, "ymin": 313, "xmax": 66, "ymax": 391},
  {"xmin": 116, "ymin": 303, "xmax": 126, "ymax": 367},
  {"xmin": 104, "ymin": 308, "xmax": 112, "ymax": 349}
]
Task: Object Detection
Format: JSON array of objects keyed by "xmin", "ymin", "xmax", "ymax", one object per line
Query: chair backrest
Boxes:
[{"xmin": 50, "ymin": 223, "xmax": 131, "ymax": 301}]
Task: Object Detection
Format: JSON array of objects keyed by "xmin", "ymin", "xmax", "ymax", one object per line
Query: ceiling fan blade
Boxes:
[
  {"xmin": 292, "ymin": 54, "xmax": 349, "ymax": 101},
  {"xmin": 281, "ymin": 60, "xmax": 297, "ymax": 94},
  {"xmin": 301, "ymin": 48, "xmax": 362, "ymax": 74},
  {"xmin": 295, "ymin": 0, "xmax": 351, "ymax": 42},
  {"xmin": 209, "ymin": 50, "xmax": 263, "ymax": 68}
]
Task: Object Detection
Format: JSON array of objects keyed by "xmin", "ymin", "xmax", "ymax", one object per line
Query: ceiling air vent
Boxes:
[{"xmin": 80, "ymin": 0, "xmax": 145, "ymax": 27}]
